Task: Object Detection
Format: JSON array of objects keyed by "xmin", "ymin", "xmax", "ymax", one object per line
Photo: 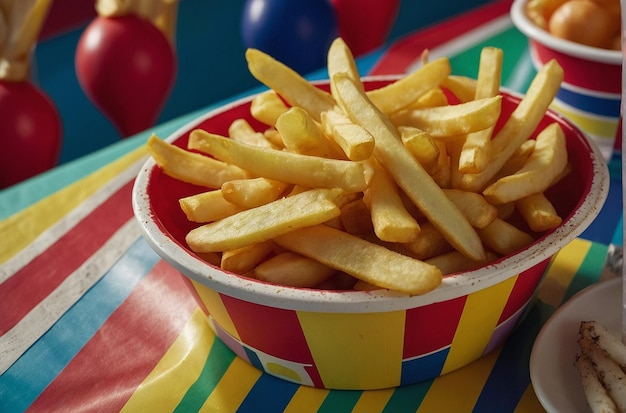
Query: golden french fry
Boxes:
[
  {"xmin": 458, "ymin": 47, "xmax": 503, "ymax": 174},
  {"xmin": 459, "ymin": 59, "xmax": 564, "ymax": 192},
  {"xmin": 228, "ymin": 118, "xmax": 276, "ymax": 148},
  {"xmin": 441, "ymin": 75, "xmax": 477, "ymax": 103},
  {"xmin": 398, "ymin": 126, "xmax": 439, "ymax": 173},
  {"xmin": 477, "ymin": 218, "xmax": 535, "ymax": 255},
  {"xmin": 147, "ymin": 134, "xmax": 251, "ymax": 188},
  {"xmin": 430, "ymin": 139, "xmax": 452, "ymax": 188},
  {"xmin": 263, "ymin": 128, "xmax": 284, "ymax": 148},
  {"xmin": 367, "ymin": 57, "xmax": 452, "ymax": 115},
  {"xmin": 245, "ymin": 48, "xmax": 335, "ymax": 121},
  {"xmin": 186, "ymin": 188, "xmax": 346, "ymax": 253},
  {"xmin": 276, "ymin": 106, "xmax": 343, "ymax": 158},
  {"xmin": 320, "ymin": 108, "xmax": 375, "ymax": 161},
  {"xmin": 403, "ymin": 221, "xmax": 452, "ymax": 260},
  {"xmin": 188, "ymin": 129, "xmax": 368, "ymax": 192},
  {"xmin": 254, "ymin": 251, "xmax": 336, "ymax": 287},
  {"xmin": 515, "ymin": 192, "xmax": 562, "ymax": 232},
  {"xmin": 339, "ymin": 198, "xmax": 374, "ymax": 235},
  {"xmin": 327, "ymin": 37, "xmax": 362, "ymax": 99},
  {"xmin": 179, "ymin": 189, "xmax": 244, "ymax": 223},
  {"xmin": 273, "ymin": 224, "xmax": 443, "ymax": 295},
  {"xmin": 444, "ymin": 189, "xmax": 499, "ymax": 229},
  {"xmin": 333, "ymin": 72, "xmax": 485, "ymax": 261},
  {"xmin": 221, "ymin": 177, "xmax": 289, "ymax": 209},
  {"xmin": 249, "ymin": 90, "xmax": 289, "ymax": 126},
  {"xmin": 220, "ymin": 240, "xmax": 277, "ymax": 274},
  {"xmin": 363, "ymin": 160, "xmax": 421, "ymax": 243},
  {"xmin": 483, "ymin": 122, "xmax": 568, "ymax": 204},
  {"xmin": 409, "ymin": 87, "xmax": 449, "ymax": 109},
  {"xmin": 390, "ymin": 96, "xmax": 502, "ymax": 138},
  {"xmin": 426, "ymin": 250, "xmax": 499, "ymax": 275}
]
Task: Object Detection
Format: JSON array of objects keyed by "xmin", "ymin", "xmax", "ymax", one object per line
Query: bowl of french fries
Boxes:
[
  {"xmin": 132, "ymin": 39, "xmax": 609, "ymax": 390},
  {"xmin": 510, "ymin": 0, "xmax": 622, "ymax": 160}
]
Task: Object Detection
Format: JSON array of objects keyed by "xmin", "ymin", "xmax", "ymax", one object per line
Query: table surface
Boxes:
[{"xmin": 1, "ymin": 0, "xmax": 624, "ymax": 411}]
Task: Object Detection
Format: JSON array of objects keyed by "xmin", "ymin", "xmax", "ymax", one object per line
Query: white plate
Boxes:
[{"xmin": 530, "ymin": 277, "xmax": 623, "ymax": 412}]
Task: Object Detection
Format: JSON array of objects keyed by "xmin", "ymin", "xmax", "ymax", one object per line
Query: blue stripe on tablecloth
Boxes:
[
  {"xmin": 0, "ymin": 238, "xmax": 159, "ymax": 412},
  {"xmin": 236, "ymin": 372, "xmax": 300, "ymax": 413}
]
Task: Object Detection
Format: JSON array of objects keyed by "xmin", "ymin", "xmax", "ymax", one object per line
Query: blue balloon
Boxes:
[{"xmin": 241, "ymin": 0, "xmax": 338, "ymax": 74}]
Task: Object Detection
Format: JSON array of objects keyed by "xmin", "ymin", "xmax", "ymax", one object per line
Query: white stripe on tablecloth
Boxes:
[
  {"xmin": 0, "ymin": 157, "xmax": 145, "ymax": 284},
  {"xmin": 0, "ymin": 219, "xmax": 142, "ymax": 375}
]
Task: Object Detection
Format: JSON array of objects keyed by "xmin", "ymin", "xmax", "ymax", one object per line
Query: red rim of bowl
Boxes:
[
  {"xmin": 132, "ymin": 75, "xmax": 609, "ymax": 313},
  {"xmin": 510, "ymin": 0, "xmax": 621, "ymax": 65}
]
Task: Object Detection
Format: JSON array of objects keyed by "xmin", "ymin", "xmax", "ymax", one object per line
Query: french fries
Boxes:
[
  {"xmin": 146, "ymin": 39, "xmax": 570, "ymax": 295},
  {"xmin": 576, "ymin": 321, "xmax": 626, "ymax": 412}
]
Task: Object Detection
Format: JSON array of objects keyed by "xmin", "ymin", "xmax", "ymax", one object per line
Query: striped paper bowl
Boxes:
[
  {"xmin": 133, "ymin": 78, "xmax": 609, "ymax": 390},
  {"xmin": 510, "ymin": 0, "xmax": 622, "ymax": 161}
]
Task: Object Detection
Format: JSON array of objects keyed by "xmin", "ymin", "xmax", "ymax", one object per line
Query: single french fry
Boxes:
[
  {"xmin": 409, "ymin": 87, "xmax": 449, "ymax": 109},
  {"xmin": 426, "ymin": 250, "xmax": 499, "ymax": 275},
  {"xmin": 444, "ymin": 189, "xmax": 499, "ymax": 229},
  {"xmin": 245, "ymin": 48, "xmax": 335, "ymax": 121},
  {"xmin": 403, "ymin": 221, "xmax": 452, "ymax": 260},
  {"xmin": 390, "ymin": 96, "xmax": 502, "ymax": 138},
  {"xmin": 263, "ymin": 128, "xmax": 284, "ymax": 148},
  {"xmin": 367, "ymin": 57, "xmax": 452, "ymax": 115},
  {"xmin": 459, "ymin": 59, "xmax": 564, "ymax": 192},
  {"xmin": 249, "ymin": 90, "xmax": 289, "ymax": 126},
  {"xmin": 275, "ymin": 106, "xmax": 343, "ymax": 158},
  {"xmin": 320, "ymin": 108, "xmax": 375, "ymax": 161},
  {"xmin": 333, "ymin": 73, "xmax": 485, "ymax": 261},
  {"xmin": 441, "ymin": 75, "xmax": 477, "ymax": 103},
  {"xmin": 147, "ymin": 134, "xmax": 250, "ymax": 188},
  {"xmin": 363, "ymin": 160, "xmax": 421, "ymax": 243},
  {"xmin": 339, "ymin": 198, "xmax": 374, "ymax": 235},
  {"xmin": 398, "ymin": 125, "xmax": 439, "ymax": 173},
  {"xmin": 477, "ymin": 218, "xmax": 535, "ymax": 255},
  {"xmin": 327, "ymin": 37, "xmax": 362, "ymax": 99},
  {"xmin": 221, "ymin": 177, "xmax": 289, "ymax": 208},
  {"xmin": 430, "ymin": 139, "xmax": 452, "ymax": 188},
  {"xmin": 254, "ymin": 251, "xmax": 336, "ymax": 287},
  {"xmin": 516, "ymin": 192, "xmax": 562, "ymax": 232},
  {"xmin": 458, "ymin": 47, "xmax": 503, "ymax": 174},
  {"xmin": 483, "ymin": 123, "xmax": 568, "ymax": 204},
  {"xmin": 179, "ymin": 189, "xmax": 244, "ymax": 223},
  {"xmin": 188, "ymin": 129, "xmax": 368, "ymax": 193},
  {"xmin": 220, "ymin": 240, "xmax": 277, "ymax": 274},
  {"xmin": 273, "ymin": 224, "xmax": 443, "ymax": 295},
  {"xmin": 186, "ymin": 188, "xmax": 345, "ymax": 252},
  {"xmin": 228, "ymin": 118, "xmax": 276, "ymax": 148}
]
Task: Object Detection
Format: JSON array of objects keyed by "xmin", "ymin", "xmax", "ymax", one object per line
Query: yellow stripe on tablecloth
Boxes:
[
  {"xmin": 536, "ymin": 238, "xmax": 591, "ymax": 308},
  {"xmin": 352, "ymin": 388, "xmax": 396, "ymax": 412},
  {"xmin": 0, "ymin": 145, "xmax": 147, "ymax": 265},
  {"xmin": 514, "ymin": 385, "xmax": 545, "ymax": 412},
  {"xmin": 200, "ymin": 356, "xmax": 262, "ymax": 412},
  {"xmin": 298, "ymin": 310, "xmax": 406, "ymax": 389},
  {"xmin": 120, "ymin": 308, "xmax": 214, "ymax": 412},
  {"xmin": 283, "ymin": 385, "xmax": 329, "ymax": 413},
  {"xmin": 441, "ymin": 275, "xmax": 517, "ymax": 374},
  {"xmin": 417, "ymin": 347, "xmax": 502, "ymax": 412}
]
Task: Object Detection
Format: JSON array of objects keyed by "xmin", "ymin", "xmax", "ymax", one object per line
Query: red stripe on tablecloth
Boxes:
[
  {"xmin": 26, "ymin": 260, "xmax": 196, "ymax": 412},
  {"xmin": 0, "ymin": 180, "xmax": 134, "ymax": 335},
  {"xmin": 370, "ymin": 0, "xmax": 513, "ymax": 75}
]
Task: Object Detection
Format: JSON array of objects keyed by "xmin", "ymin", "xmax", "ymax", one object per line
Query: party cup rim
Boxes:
[
  {"xmin": 132, "ymin": 75, "xmax": 610, "ymax": 314},
  {"xmin": 510, "ymin": 0, "xmax": 622, "ymax": 65}
]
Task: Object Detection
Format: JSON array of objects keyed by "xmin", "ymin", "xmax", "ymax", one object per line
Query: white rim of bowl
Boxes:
[
  {"xmin": 132, "ymin": 76, "xmax": 610, "ymax": 313},
  {"xmin": 510, "ymin": 0, "xmax": 621, "ymax": 65}
]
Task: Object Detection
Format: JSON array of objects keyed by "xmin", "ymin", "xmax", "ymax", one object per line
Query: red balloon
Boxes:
[
  {"xmin": 75, "ymin": 15, "xmax": 176, "ymax": 137},
  {"xmin": 0, "ymin": 80, "xmax": 62, "ymax": 188},
  {"xmin": 331, "ymin": 0, "xmax": 400, "ymax": 57}
]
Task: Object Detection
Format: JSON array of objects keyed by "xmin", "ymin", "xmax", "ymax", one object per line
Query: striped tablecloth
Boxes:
[{"xmin": 1, "ymin": 0, "xmax": 623, "ymax": 411}]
